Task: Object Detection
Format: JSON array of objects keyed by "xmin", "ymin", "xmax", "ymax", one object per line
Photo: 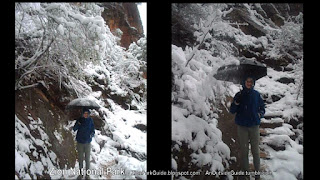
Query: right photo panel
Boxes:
[{"xmin": 171, "ymin": 3, "xmax": 303, "ymax": 180}]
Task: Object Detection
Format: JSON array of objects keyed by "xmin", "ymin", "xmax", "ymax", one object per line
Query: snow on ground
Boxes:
[
  {"xmin": 255, "ymin": 66, "xmax": 303, "ymax": 122},
  {"xmin": 259, "ymin": 132, "xmax": 303, "ymax": 180},
  {"xmin": 15, "ymin": 115, "xmax": 58, "ymax": 179}
]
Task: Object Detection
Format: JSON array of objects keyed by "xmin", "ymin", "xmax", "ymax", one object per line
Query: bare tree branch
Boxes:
[{"xmin": 16, "ymin": 83, "xmax": 40, "ymax": 91}]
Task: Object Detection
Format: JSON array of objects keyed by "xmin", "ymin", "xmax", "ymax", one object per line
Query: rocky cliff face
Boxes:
[
  {"xmin": 172, "ymin": 3, "xmax": 303, "ymax": 48},
  {"xmin": 172, "ymin": 3, "xmax": 303, "ymax": 71},
  {"xmin": 100, "ymin": 3, "xmax": 144, "ymax": 49},
  {"xmin": 225, "ymin": 4, "xmax": 303, "ymax": 37}
]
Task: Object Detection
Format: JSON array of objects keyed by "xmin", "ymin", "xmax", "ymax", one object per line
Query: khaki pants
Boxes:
[
  {"xmin": 77, "ymin": 142, "xmax": 91, "ymax": 170},
  {"xmin": 237, "ymin": 125, "xmax": 260, "ymax": 172}
]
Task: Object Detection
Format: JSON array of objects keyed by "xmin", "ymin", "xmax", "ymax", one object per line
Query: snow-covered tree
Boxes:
[
  {"xmin": 15, "ymin": 2, "xmax": 146, "ymax": 103},
  {"xmin": 264, "ymin": 12, "xmax": 303, "ymax": 61},
  {"xmin": 184, "ymin": 4, "xmax": 234, "ymax": 67},
  {"xmin": 15, "ymin": 3, "xmax": 113, "ymax": 93}
]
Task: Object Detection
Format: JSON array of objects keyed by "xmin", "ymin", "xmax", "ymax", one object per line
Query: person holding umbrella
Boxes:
[
  {"xmin": 230, "ymin": 76, "xmax": 265, "ymax": 180},
  {"xmin": 73, "ymin": 107, "xmax": 95, "ymax": 179}
]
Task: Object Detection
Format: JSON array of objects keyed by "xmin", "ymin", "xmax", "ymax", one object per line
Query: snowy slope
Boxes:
[
  {"xmin": 15, "ymin": 102, "xmax": 146, "ymax": 179},
  {"xmin": 254, "ymin": 67, "xmax": 303, "ymax": 180}
]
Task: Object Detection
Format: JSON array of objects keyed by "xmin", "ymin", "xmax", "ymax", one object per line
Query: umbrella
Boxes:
[
  {"xmin": 66, "ymin": 98, "xmax": 100, "ymax": 110},
  {"xmin": 213, "ymin": 58, "xmax": 267, "ymax": 84}
]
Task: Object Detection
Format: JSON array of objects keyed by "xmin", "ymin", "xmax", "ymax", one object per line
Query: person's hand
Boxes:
[{"xmin": 234, "ymin": 92, "xmax": 241, "ymax": 104}]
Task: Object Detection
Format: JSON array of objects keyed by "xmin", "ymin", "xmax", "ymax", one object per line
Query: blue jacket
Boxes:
[
  {"xmin": 73, "ymin": 117, "xmax": 95, "ymax": 143},
  {"xmin": 230, "ymin": 79, "xmax": 265, "ymax": 127}
]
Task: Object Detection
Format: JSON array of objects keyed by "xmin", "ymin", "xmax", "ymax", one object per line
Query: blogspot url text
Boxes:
[{"xmin": 49, "ymin": 168, "xmax": 201, "ymax": 176}]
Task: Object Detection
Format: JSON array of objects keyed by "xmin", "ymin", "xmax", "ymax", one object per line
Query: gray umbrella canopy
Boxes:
[
  {"xmin": 66, "ymin": 98, "xmax": 100, "ymax": 110},
  {"xmin": 213, "ymin": 58, "xmax": 267, "ymax": 84}
]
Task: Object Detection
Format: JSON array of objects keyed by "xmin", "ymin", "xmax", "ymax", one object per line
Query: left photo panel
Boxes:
[{"xmin": 15, "ymin": 2, "xmax": 147, "ymax": 179}]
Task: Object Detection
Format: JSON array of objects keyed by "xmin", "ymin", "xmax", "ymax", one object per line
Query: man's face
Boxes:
[
  {"xmin": 245, "ymin": 78, "xmax": 253, "ymax": 89},
  {"xmin": 83, "ymin": 112, "xmax": 89, "ymax": 118}
]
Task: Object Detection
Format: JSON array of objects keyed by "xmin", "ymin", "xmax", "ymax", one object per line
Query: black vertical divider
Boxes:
[
  {"xmin": 7, "ymin": 1, "xmax": 15, "ymax": 179},
  {"xmin": 147, "ymin": 2, "xmax": 172, "ymax": 180}
]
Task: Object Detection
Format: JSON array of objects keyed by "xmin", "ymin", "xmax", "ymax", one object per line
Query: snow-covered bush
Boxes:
[
  {"xmin": 128, "ymin": 37, "xmax": 147, "ymax": 63},
  {"xmin": 172, "ymin": 43, "xmax": 232, "ymax": 178},
  {"xmin": 171, "ymin": 10, "xmax": 242, "ymax": 176}
]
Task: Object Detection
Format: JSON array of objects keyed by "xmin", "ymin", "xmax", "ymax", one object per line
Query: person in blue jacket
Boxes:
[
  {"xmin": 230, "ymin": 76, "xmax": 265, "ymax": 180},
  {"xmin": 73, "ymin": 108, "xmax": 95, "ymax": 179}
]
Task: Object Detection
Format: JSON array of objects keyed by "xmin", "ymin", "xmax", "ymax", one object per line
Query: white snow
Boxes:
[
  {"xmin": 53, "ymin": 130, "xmax": 64, "ymax": 144},
  {"xmin": 172, "ymin": 158, "xmax": 178, "ymax": 171},
  {"xmin": 261, "ymin": 134, "xmax": 303, "ymax": 180},
  {"xmin": 172, "ymin": 41, "xmax": 232, "ymax": 175},
  {"xmin": 265, "ymin": 124, "xmax": 295, "ymax": 136},
  {"xmin": 15, "ymin": 115, "xmax": 59, "ymax": 179},
  {"xmin": 57, "ymin": 24, "xmax": 64, "ymax": 35}
]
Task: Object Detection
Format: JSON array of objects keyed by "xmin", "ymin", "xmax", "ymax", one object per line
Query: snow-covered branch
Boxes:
[
  {"xmin": 15, "ymin": 3, "xmax": 111, "ymax": 91},
  {"xmin": 185, "ymin": 5, "xmax": 232, "ymax": 67}
]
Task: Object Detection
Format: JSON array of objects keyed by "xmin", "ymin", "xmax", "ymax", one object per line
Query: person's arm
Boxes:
[
  {"xmin": 230, "ymin": 92, "xmax": 241, "ymax": 114},
  {"xmin": 73, "ymin": 118, "xmax": 81, "ymax": 131},
  {"xmin": 257, "ymin": 93, "xmax": 265, "ymax": 118},
  {"xmin": 90, "ymin": 118, "xmax": 95, "ymax": 138}
]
